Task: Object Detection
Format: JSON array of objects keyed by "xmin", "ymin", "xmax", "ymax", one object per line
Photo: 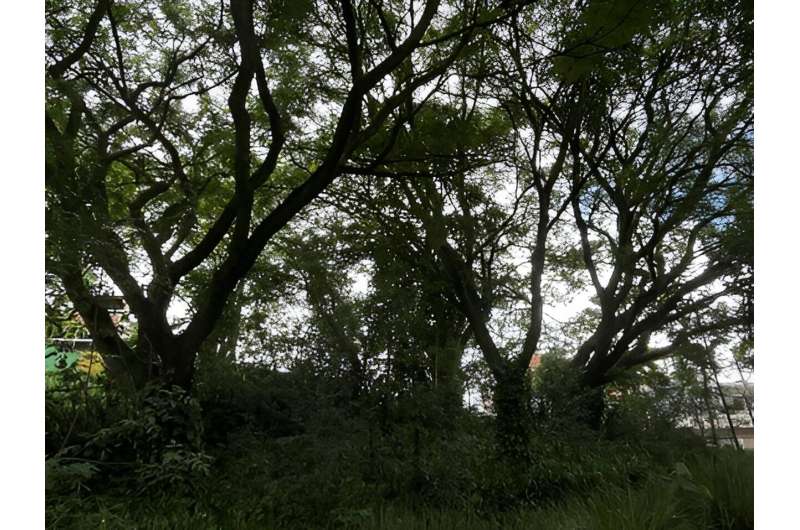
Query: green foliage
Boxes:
[
  {"xmin": 134, "ymin": 446, "xmax": 213, "ymax": 494},
  {"xmin": 531, "ymin": 354, "xmax": 602, "ymax": 430},
  {"xmin": 47, "ymin": 383, "xmax": 211, "ymax": 514},
  {"xmin": 46, "ymin": 361, "xmax": 110, "ymax": 454},
  {"xmin": 603, "ymin": 367, "xmax": 698, "ymax": 442},
  {"xmin": 46, "ymin": 437, "xmax": 753, "ymax": 529},
  {"xmin": 552, "ymin": 0, "xmax": 657, "ymax": 83},
  {"xmin": 45, "ymin": 458, "xmax": 99, "ymax": 496},
  {"xmin": 47, "ymin": 356, "xmax": 754, "ymax": 529},
  {"xmin": 81, "ymin": 385, "xmax": 205, "ymax": 461},
  {"xmin": 45, "ymin": 0, "xmax": 753, "ymax": 526}
]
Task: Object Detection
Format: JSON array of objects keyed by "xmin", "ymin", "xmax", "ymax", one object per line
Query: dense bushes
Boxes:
[
  {"xmin": 46, "ymin": 449, "xmax": 753, "ymax": 529},
  {"xmin": 46, "ymin": 377, "xmax": 212, "ymax": 524},
  {"xmin": 45, "ymin": 357, "xmax": 753, "ymax": 529}
]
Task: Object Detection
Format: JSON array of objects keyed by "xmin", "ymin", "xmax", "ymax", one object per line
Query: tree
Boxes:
[
  {"xmin": 45, "ymin": 0, "xmax": 516, "ymax": 388},
  {"xmin": 350, "ymin": 0, "xmax": 752, "ymax": 449},
  {"xmin": 45, "ymin": 0, "xmax": 753, "ymax": 463}
]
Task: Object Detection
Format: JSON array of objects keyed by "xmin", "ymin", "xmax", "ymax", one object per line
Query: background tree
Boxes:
[{"xmin": 351, "ymin": 0, "xmax": 754, "ymax": 449}]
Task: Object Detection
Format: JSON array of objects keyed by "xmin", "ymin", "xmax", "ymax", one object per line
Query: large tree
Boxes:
[
  {"xmin": 45, "ymin": 0, "xmax": 520, "ymax": 388},
  {"xmin": 348, "ymin": 0, "xmax": 752, "ymax": 447}
]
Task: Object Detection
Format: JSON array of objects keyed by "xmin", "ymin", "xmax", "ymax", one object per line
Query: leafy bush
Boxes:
[
  {"xmin": 48, "ymin": 383, "xmax": 212, "ymax": 504},
  {"xmin": 45, "ymin": 457, "xmax": 99, "ymax": 496},
  {"xmin": 196, "ymin": 363, "xmax": 306, "ymax": 443}
]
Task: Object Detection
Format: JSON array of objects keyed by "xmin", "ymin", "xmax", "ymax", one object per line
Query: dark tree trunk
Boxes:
[
  {"xmin": 431, "ymin": 331, "xmax": 467, "ymax": 415},
  {"xmin": 575, "ymin": 369, "xmax": 607, "ymax": 430},
  {"xmin": 141, "ymin": 331, "xmax": 196, "ymax": 391},
  {"xmin": 101, "ymin": 349, "xmax": 149, "ymax": 389},
  {"xmin": 579, "ymin": 385, "xmax": 606, "ymax": 431},
  {"xmin": 162, "ymin": 350, "xmax": 196, "ymax": 391},
  {"xmin": 493, "ymin": 368, "xmax": 534, "ymax": 462}
]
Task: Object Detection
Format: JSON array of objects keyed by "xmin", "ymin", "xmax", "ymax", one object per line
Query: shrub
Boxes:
[{"xmin": 49, "ymin": 384, "xmax": 212, "ymax": 501}]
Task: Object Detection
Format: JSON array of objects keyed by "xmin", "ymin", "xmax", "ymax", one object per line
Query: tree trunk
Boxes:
[
  {"xmin": 162, "ymin": 350, "xmax": 196, "ymax": 391},
  {"xmin": 493, "ymin": 368, "xmax": 534, "ymax": 462},
  {"xmin": 692, "ymin": 398, "xmax": 706, "ymax": 438},
  {"xmin": 431, "ymin": 330, "xmax": 467, "ymax": 415},
  {"xmin": 147, "ymin": 331, "xmax": 195, "ymax": 391},
  {"xmin": 701, "ymin": 368, "xmax": 719, "ymax": 446},
  {"xmin": 710, "ymin": 358, "xmax": 741, "ymax": 450},
  {"xmin": 580, "ymin": 385, "xmax": 606, "ymax": 431},
  {"xmin": 575, "ymin": 369, "xmax": 607, "ymax": 430},
  {"xmin": 217, "ymin": 282, "xmax": 245, "ymax": 361}
]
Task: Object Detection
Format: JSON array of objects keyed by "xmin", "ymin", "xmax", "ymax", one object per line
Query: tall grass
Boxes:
[
  {"xmin": 46, "ymin": 448, "xmax": 753, "ymax": 530},
  {"xmin": 677, "ymin": 449, "xmax": 754, "ymax": 530}
]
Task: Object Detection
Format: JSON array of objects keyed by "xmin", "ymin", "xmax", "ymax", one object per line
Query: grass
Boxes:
[{"xmin": 46, "ymin": 449, "xmax": 753, "ymax": 530}]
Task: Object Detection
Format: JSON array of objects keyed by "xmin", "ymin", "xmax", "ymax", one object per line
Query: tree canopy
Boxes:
[{"xmin": 46, "ymin": 0, "xmax": 752, "ymax": 442}]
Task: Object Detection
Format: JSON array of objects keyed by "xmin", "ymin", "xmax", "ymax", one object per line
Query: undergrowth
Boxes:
[{"xmin": 45, "ymin": 364, "xmax": 753, "ymax": 529}]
